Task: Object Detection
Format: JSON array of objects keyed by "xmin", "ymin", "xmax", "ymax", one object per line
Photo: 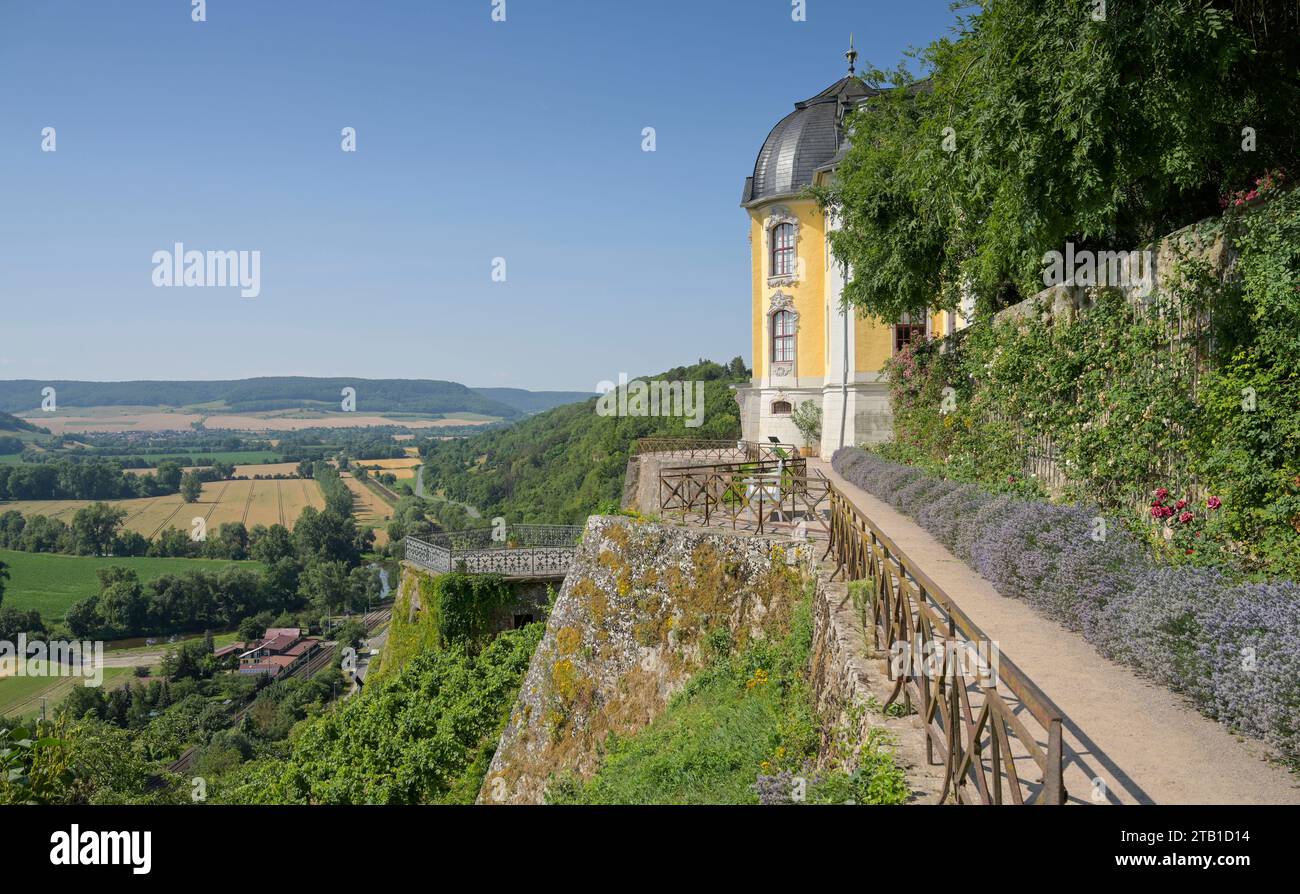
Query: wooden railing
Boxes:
[
  {"xmin": 826, "ymin": 487, "xmax": 1067, "ymax": 805},
  {"xmin": 657, "ymin": 459, "xmax": 830, "ymax": 538},
  {"xmin": 653, "ymin": 457, "xmax": 1067, "ymax": 805}
]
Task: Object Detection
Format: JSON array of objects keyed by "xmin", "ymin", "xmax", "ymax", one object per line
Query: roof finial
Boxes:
[{"xmin": 845, "ymin": 33, "xmax": 858, "ymax": 75}]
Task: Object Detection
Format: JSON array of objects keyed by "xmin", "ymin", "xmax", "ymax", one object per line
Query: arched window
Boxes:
[
  {"xmin": 771, "ymin": 309, "xmax": 795, "ymax": 364},
  {"xmin": 770, "ymin": 222, "xmax": 795, "ymax": 277},
  {"xmin": 771, "ymin": 400, "xmax": 793, "ymax": 416}
]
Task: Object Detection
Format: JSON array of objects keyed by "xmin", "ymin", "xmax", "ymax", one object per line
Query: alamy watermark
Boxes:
[
  {"xmin": 152, "ymin": 243, "xmax": 261, "ymax": 298},
  {"xmin": 1042, "ymin": 242, "xmax": 1154, "ymax": 297},
  {"xmin": 595, "ymin": 373, "xmax": 704, "ymax": 428},
  {"xmin": 888, "ymin": 636, "xmax": 1000, "ymax": 688},
  {"xmin": 0, "ymin": 636, "xmax": 104, "ymax": 688}
]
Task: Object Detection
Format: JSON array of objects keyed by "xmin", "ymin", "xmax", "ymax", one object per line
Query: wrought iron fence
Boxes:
[
  {"xmin": 826, "ymin": 486, "xmax": 1067, "ymax": 805},
  {"xmin": 404, "ymin": 524, "xmax": 583, "ymax": 577}
]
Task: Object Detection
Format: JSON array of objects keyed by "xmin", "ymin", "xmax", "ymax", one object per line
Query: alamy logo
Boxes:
[
  {"xmin": 595, "ymin": 373, "xmax": 704, "ymax": 428},
  {"xmin": 0, "ymin": 636, "xmax": 103, "ymax": 687},
  {"xmin": 888, "ymin": 636, "xmax": 1000, "ymax": 688},
  {"xmin": 50, "ymin": 825, "xmax": 151, "ymax": 875},
  {"xmin": 151, "ymin": 243, "xmax": 261, "ymax": 298},
  {"xmin": 1041, "ymin": 242, "xmax": 1154, "ymax": 297}
]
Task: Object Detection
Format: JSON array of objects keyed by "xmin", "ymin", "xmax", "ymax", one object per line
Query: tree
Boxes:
[
  {"xmin": 0, "ymin": 606, "xmax": 43, "ymax": 641},
  {"xmin": 249, "ymin": 524, "xmax": 294, "ymax": 565},
  {"xmin": 207, "ymin": 522, "xmax": 249, "ymax": 560},
  {"xmin": 298, "ymin": 559, "xmax": 354, "ymax": 617},
  {"xmin": 180, "ymin": 471, "xmax": 203, "ymax": 503},
  {"xmin": 820, "ymin": 0, "xmax": 1300, "ymax": 322},
  {"xmin": 791, "ymin": 400, "xmax": 822, "ymax": 451},
  {"xmin": 71, "ymin": 502, "xmax": 127, "ymax": 556},
  {"xmin": 0, "ymin": 559, "xmax": 6, "ymax": 607},
  {"xmin": 153, "ymin": 460, "xmax": 183, "ymax": 493}
]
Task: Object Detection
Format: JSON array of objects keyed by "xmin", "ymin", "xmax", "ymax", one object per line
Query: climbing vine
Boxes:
[{"xmin": 880, "ymin": 191, "xmax": 1300, "ymax": 575}]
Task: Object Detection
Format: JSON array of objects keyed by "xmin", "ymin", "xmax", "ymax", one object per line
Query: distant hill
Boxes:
[
  {"xmin": 0, "ymin": 410, "xmax": 45, "ymax": 434},
  {"xmin": 0, "ymin": 378, "xmax": 521, "ymax": 418},
  {"xmin": 422, "ymin": 358, "xmax": 749, "ymax": 524},
  {"xmin": 470, "ymin": 387, "xmax": 594, "ymax": 415}
]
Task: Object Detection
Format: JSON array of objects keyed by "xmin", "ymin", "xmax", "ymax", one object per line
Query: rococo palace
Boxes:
[{"xmin": 734, "ymin": 46, "xmax": 972, "ymax": 458}]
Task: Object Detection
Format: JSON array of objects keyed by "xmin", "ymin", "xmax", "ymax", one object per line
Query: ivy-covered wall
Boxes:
[
  {"xmin": 375, "ymin": 568, "xmax": 522, "ymax": 681},
  {"xmin": 883, "ymin": 190, "xmax": 1300, "ymax": 575}
]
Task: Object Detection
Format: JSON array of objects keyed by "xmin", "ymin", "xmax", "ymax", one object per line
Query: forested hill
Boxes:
[
  {"xmin": 470, "ymin": 387, "xmax": 594, "ymax": 415},
  {"xmin": 0, "ymin": 410, "xmax": 45, "ymax": 433},
  {"xmin": 0, "ymin": 378, "xmax": 521, "ymax": 417},
  {"xmin": 420, "ymin": 358, "xmax": 749, "ymax": 524}
]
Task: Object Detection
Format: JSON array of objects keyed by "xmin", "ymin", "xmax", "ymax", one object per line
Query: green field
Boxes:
[
  {"xmin": 0, "ymin": 550, "xmax": 263, "ymax": 622},
  {"xmin": 0, "ymin": 666, "xmax": 133, "ymax": 721},
  {"xmin": 123, "ymin": 450, "xmax": 282, "ymax": 466}
]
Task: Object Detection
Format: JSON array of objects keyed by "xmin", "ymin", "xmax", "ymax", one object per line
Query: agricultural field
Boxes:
[
  {"xmin": 0, "ymin": 549, "xmax": 264, "ymax": 621},
  {"xmin": 341, "ymin": 473, "xmax": 393, "ymax": 546},
  {"xmin": 0, "ymin": 667, "xmax": 133, "ymax": 722},
  {"xmin": 21, "ymin": 405, "xmax": 500, "ymax": 435},
  {"xmin": 0, "ymin": 632, "xmax": 241, "ymax": 721},
  {"xmin": 0, "ymin": 477, "xmax": 325, "ymax": 540},
  {"xmin": 353, "ymin": 457, "xmax": 422, "ymax": 480},
  {"xmin": 233, "ymin": 462, "xmax": 302, "ymax": 477}
]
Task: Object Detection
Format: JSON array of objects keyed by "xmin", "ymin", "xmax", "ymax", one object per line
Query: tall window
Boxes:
[
  {"xmin": 772, "ymin": 309, "xmax": 795, "ymax": 364},
  {"xmin": 770, "ymin": 222, "xmax": 795, "ymax": 277},
  {"xmin": 893, "ymin": 322, "xmax": 925, "ymax": 354}
]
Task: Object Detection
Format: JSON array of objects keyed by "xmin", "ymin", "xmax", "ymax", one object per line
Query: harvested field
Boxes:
[
  {"xmin": 0, "ymin": 478, "xmax": 325, "ymax": 539},
  {"xmin": 355, "ymin": 457, "xmax": 422, "ymax": 480},
  {"xmin": 233, "ymin": 462, "xmax": 303, "ymax": 477},
  {"xmin": 24, "ymin": 407, "xmax": 497, "ymax": 435},
  {"xmin": 341, "ymin": 473, "xmax": 392, "ymax": 545}
]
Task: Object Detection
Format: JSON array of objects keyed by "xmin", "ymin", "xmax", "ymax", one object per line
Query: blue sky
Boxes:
[{"xmin": 0, "ymin": 0, "xmax": 960, "ymax": 390}]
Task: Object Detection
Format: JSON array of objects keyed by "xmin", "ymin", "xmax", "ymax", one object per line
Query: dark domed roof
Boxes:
[{"xmin": 742, "ymin": 75, "xmax": 880, "ymax": 207}]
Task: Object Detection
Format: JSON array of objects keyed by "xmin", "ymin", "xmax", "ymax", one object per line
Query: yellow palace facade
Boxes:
[{"xmin": 733, "ymin": 51, "xmax": 970, "ymax": 458}]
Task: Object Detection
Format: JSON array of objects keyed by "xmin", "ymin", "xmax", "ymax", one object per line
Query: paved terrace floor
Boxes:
[{"xmin": 810, "ymin": 458, "xmax": 1300, "ymax": 805}]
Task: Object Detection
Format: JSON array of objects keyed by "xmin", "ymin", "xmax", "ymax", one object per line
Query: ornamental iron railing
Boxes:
[{"xmin": 404, "ymin": 524, "xmax": 583, "ymax": 578}]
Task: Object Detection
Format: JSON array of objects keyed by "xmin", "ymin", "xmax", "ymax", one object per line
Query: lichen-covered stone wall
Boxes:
[{"xmin": 478, "ymin": 516, "xmax": 815, "ymax": 803}]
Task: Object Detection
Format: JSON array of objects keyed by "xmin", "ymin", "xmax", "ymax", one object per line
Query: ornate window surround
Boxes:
[
  {"xmin": 764, "ymin": 206, "xmax": 801, "ymax": 287},
  {"xmin": 768, "ymin": 291, "xmax": 797, "ymax": 379}
]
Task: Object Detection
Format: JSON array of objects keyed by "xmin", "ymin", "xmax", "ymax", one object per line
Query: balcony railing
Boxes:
[{"xmin": 404, "ymin": 524, "xmax": 583, "ymax": 578}]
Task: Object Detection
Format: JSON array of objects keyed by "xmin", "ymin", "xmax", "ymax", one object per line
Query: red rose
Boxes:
[
  {"xmin": 1179, "ymin": 511, "xmax": 1193, "ymax": 524},
  {"xmin": 1207, "ymin": 496, "xmax": 1221, "ymax": 510},
  {"xmin": 1175, "ymin": 499, "xmax": 1187, "ymax": 510},
  {"xmin": 1155, "ymin": 487, "xmax": 1169, "ymax": 501}
]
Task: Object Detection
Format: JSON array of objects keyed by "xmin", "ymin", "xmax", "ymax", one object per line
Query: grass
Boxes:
[
  {"xmin": 124, "ymin": 450, "xmax": 282, "ymax": 465},
  {"xmin": 0, "ymin": 550, "xmax": 263, "ymax": 623},
  {"xmin": 0, "ymin": 666, "xmax": 132, "ymax": 721},
  {"xmin": 547, "ymin": 599, "xmax": 910, "ymax": 806}
]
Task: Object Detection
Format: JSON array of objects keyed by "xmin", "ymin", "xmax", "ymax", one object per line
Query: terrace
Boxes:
[{"xmin": 404, "ymin": 524, "xmax": 584, "ymax": 579}]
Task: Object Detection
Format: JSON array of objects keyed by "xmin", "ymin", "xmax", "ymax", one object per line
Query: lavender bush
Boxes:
[{"xmin": 832, "ymin": 446, "xmax": 1300, "ymax": 760}]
